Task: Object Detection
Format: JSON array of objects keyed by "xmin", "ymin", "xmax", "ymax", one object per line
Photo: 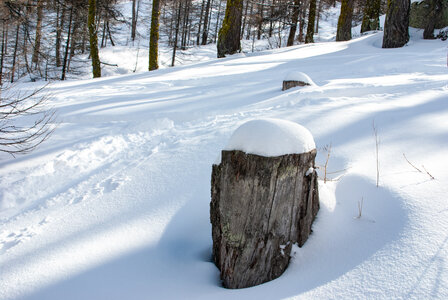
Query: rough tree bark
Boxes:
[
  {"xmin": 336, "ymin": 0, "xmax": 354, "ymax": 41},
  {"xmin": 423, "ymin": 0, "xmax": 443, "ymax": 39},
  {"xmin": 211, "ymin": 150, "xmax": 319, "ymax": 289},
  {"xmin": 382, "ymin": 0, "xmax": 410, "ymax": 48},
  {"xmin": 361, "ymin": 0, "xmax": 381, "ymax": 33},
  {"xmin": 287, "ymin": 0, "xmax": 301, "ymax": 46},
  {"xmin": 32, "ymin": 0, "xmax": 43, "ymax": 66},
  {"xmin": 217, "ymin": 0, "xmax": 243, "ymax": 58},
  {"xmin": 305, "ymin": 0, "xmax": 317, "ymax": 43},
  {"xmin": 149, "ymin": 0, "xmax": 160, "ymax": 71},
  {"xmin": 88, "ymin": 0, "xmax": 101, "ymax": 78},
  {"xmin": 201, "ymin": 0, "xmax": 212, "ymax": 45}
]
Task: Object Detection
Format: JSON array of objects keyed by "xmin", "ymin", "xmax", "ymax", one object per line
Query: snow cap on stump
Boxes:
[
  {"xmin": 211, "ymin": 118, "xmax": 319, "ymax": 289},
  {"xmin": 225, "ymin": 118, "xmax": 316, "ymax": 157},
  {"xmin": 282, "ymin": 71, "xmax": 314, "ymax": 90}
]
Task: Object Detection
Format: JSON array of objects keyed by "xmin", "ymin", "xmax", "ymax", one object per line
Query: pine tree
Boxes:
[{"xmin": 382, "ymin": 0, "xmax": 410, "ymax": 48}]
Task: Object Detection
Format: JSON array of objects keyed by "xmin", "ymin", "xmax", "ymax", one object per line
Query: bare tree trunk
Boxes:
[
  {"xmin": 305, "ymin": 0, "xmax": 317, "ymax": 43},
  {"xmin": 315, "ymin": 0, "xmax": 322, "ymax": 33},
  {"xmin": 257, "ymin": 0, "xmax": 264, "ymax": 40},
  {"xmin": 32, "ymin": 0, "xmax": 44, "ymax": 67},
  {"xmin": 298, "ymin": 8, "xmax": 305, "ymax": 43},
  {"xmin": 214, "ymin": 0, "xmax": 223, "ymax": 43},
  {"xmin": 11, "ymin": 24, "xmax": 20, "ymax": 83},
  {"xmin": 61, "ymin": 6, "xmax": 73, "ymax": 81},
  {"xmin": 217, "ymin": 0, "xmax": 243, "ymax": 57},
  {"xmin": 382, "ymin": 0, "xmax": 410, "ymax": 48},
  {"xmin": 423, "ymin": 0, "xmax": 442, "ymax": 39},
  {"xmin": 241, "ymin": 0, "xmax": 250, "ymax": 38},
  {"xmin": 131, "ymin": 0, "xmax": 137, "ymax": 41},
  {"xmin": 107, "ymin": 21, "xmax": 115, "ymax": 46},
  {"xmin": 0, "ymin": 22, "xmax": 7, "ymax": 86},
  {"xmin": 287, "ymin": 0, "xmax": 301, "ymax": 46},
  {"xmin": 172, "ymin": 0, "xmax": 182, "ymax": 67},
  {"xmin": 361, "ymin": 0, "xmax": 380, "ymax": 33},
  {"xmin": 149, "ymin": 0, "xmax": 161, "ymax": 70},
  {"xmin": 201, "ymin": 0, "xmax": 212, "ymax": 45},
  {"xmin": 55, "ymin": 5, "xmax": 65, "ymax": 67},
  {"xmin": 336, "ymin": 0, "xmax": 354, "ymax": 41},
  {"xmin": 88, "ymin": 0, "xmax": 101, "ymax": 77},
  {"xmin": 197, "ymin": 0, "xmax": 206, "ymax": 45}
]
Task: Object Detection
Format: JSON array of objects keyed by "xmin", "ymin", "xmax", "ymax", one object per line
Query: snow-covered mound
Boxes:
[
  {"xmin": 224, "ymin": 119, "xmax": 315, "ymax": 157},
  {"xmin": 284, "ymin": 71, "xmax": 315, "ymax": 85}
]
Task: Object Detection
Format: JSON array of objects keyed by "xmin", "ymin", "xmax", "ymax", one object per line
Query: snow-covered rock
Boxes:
[{"xmin": 224, "ymin": 118, "xmax": 316, "ymax": 157}]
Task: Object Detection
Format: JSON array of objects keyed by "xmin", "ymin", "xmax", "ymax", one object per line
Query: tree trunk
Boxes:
[
  {"xmin": 361, "ymin": 0, "xmax": 381, "ymax": 33},
  {"xmin": 257, "ymin": 0, "xmax": 264, "ymax": 40},
  {"xmin": 32, "ymin": 0, "xmax": 44, "ymax": 67},
  {"xmin": 88, "ymin": 0, "xmax": 101, "ymax": 78},
  {"xmin": 423, "ymin": 0, "xmax": 443, "ymax": 39},
  {"xmin": 217, "ymin": 0, "xmax": 243, "ymax": 58},
  {"xmin": 171, "ymin": 0, "xmax": 182, "ymax": 67},
  {"xmin": 336, "ymin": 0, "xmax": 354, "ymax": 41},
  {"xmin": 214, "ymin": 0, "xmax": 223, "ymax": 43},
  {"xmin": 287, "ymin": 0, "xmax": 300, "ymax": 46},
  {"xmin": 315, "ymin": 0, "xmax": 322, "ymax": 33},
  {"xmin": 149, "ymin": 0, "xmax": 161, "ymax": 71},
  {"xmin": 131, "ymin": 0, "xmax": 137, "ymax": 41},
  {"xmin": 211, "ymin": 150, "xmax": 319, "ymax": 289},
  {"xmin": 11, "ymin": 24, "xmax": 20, "ymax": 83},
  {"xmin": 0, "ymin": 22, "xmax": 6, "ymax": 86},
  {"xmin": 197, "ymin": 0, "xmax": 206, "ymax": 45},
  {"xmin": 55, "ymin": 5, "xmax": 65, "ymax": 67},
  {"xmin": 202, "ymin": 0, "xmax": 212, "ymax": 45},
  {"xmin": 61, "ymin": 7, "xmax": 73, "ymax": 81},
  {"xmin": 382, "ymin": 0, "xmax": 410, "ymax": 48},
  {"xmin": 305, "ymin": 0, "xmax": 317, "ymax": 43}
]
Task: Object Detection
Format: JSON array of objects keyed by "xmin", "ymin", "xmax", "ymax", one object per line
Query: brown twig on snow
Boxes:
[{"xmin": 403, "ymin": 153, "xmax": 435, "ymax": 180}]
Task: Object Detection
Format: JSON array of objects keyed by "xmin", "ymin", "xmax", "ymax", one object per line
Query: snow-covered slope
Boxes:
[{"xmin": 0, "ymin": 30, "xmax": 447, "ymax": 299}]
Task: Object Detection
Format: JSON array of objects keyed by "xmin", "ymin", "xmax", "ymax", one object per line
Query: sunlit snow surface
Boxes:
[{"xmin": 0, "ymin": 22, "xmax": 448, "ymax": 300}]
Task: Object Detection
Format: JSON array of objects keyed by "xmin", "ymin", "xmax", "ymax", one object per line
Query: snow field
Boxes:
[{"xmin": 0, "ymin": 27, "xmax": 447, "ymax": 299}]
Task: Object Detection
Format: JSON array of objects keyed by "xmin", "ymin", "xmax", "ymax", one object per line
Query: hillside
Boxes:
[{"xmin": 1, "ymin": 5, "xmax": 448, "ymax": 300}]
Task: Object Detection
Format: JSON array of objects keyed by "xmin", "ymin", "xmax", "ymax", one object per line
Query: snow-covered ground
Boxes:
[{"xmin": 1, "ymin": 11, "xmax": 448, "ymax": 300}]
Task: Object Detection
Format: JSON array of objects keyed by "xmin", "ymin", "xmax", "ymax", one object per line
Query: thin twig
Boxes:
[{"xmin": 403, "ymin": 153, "xmax": 435, "ymax": 180}]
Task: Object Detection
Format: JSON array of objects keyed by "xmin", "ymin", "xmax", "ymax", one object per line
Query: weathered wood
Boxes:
[
  {"xmin": 210, "ymin": 150, "xmax": 319, "ymax": 289},
  {"xmin": 282, "ymin": 80, "xmax": 311, "ymax": 91}
]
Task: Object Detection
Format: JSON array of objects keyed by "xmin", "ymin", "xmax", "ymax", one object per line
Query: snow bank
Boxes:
[
  {"xmin": 224, "ymin": 119, "xmax": 316, "ymax": 157},
  {"xmin": 284, "ymin": 71, "xmax": 315, "ymax": 85}
]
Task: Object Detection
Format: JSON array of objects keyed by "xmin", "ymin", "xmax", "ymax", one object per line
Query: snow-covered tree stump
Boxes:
[
  {"xmin": 282, "ymin": 71, "xmax": 313, "ymax": 91},
  {"xmin": 210, "ymin": 119, "xmax": 319, "ymax": 289}
]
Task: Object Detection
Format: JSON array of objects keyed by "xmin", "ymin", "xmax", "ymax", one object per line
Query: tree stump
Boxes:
[
  {"xmin": 282, "ymin": 71, "xmax": 313, "ymax": 91},
  {"xmin": 282, "ymin": 80, "xmax": 311, "ymax": 91},
  {"xmin": 210, "ymin": 149, "xmax": 319, "ymax": 289}
]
